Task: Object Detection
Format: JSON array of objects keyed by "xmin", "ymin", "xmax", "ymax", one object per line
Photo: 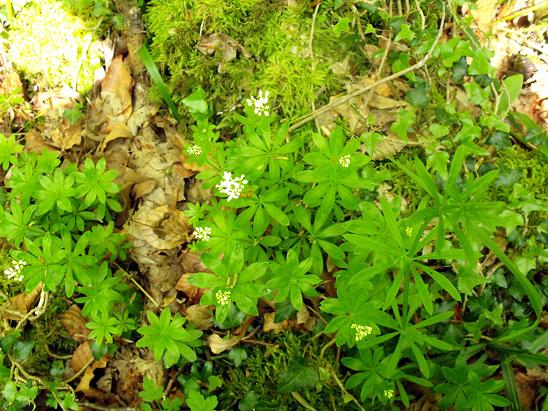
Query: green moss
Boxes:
[
  {"xmin": 23, "ymin": 295, "xmax": 76, "ymax": 375},
  {"xmin": 493, "ymin": 145, "xmax": 547, "ymax": 201},
  {"xmin": 8, "ymin": 0, "xmax": 103, "ymax": 93},
  {"xmin": 145, "ymin": 0, "xmax": 364, "ymax": 123},
  {"xmin": 215, "ymin": 331, "xmax": 348, "ymax": 410}
]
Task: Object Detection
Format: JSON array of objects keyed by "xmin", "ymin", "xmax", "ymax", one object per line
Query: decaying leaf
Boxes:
[
  {"xmin": 60, "ymin": 304, "xmax": 90, "ymax": 342},
  {"xmin": 1, "ymin": 284, "xmax": 43, "ymax": 320},
  {"xmin": 470, "ymin": 0, "xmax": 499, "ymax": 35},
  {"xmin": 176, "ymin": 273, "xmax": 204, "ymax": 304},
  {"xmin": 127, "ymin": 204, "xmax": 191, "ymax": 250},
  {"xmin": 75, "ymin": 356, "xmax": 109, "ymax": 394},
  {"xmin": 99, "ymin": 122, "xmax": 132, "ymax": 151},
  {"xmin": 101, "ymin": 55, "xmax": 133, "ymax": 120},
  {"xmin": 71, "ymin": 341, "xmax": 94, "ymax": 373},
  {"xmin": 263, "ymin": 312, "xmax": 290, "ymax": 334},
  {"xmin": 369, "ymin": 133, "xmax": 407, "ymax": 160},
  {"xmin": 207, "ymin": 333, "xmax": 242, "ymax": 354},
  {"xmin": 184, "ymin": 304, "xmax": 213, "ymax": 330},
  {"xmin": 196, "ymin": 33, "xmax": 250, "ymax": 73}
]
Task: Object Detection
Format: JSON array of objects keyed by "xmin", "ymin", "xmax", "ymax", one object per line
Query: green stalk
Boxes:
[{"xmin": 138, "ymin": 45, "xmax": 181, "ymax": 122}]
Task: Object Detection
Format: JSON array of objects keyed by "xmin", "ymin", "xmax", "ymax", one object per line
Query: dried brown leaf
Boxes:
[
  {"xmin": 75, "ymin": 356, "xmax": 108, "ymax": 394},
  {"xmin": 60, "ymin": 304, "xmax": 89, "ymax": 341},
  {"xmin": 262, "ymin": 312, "xmax": 290, "ymax": 334},
  {"xmin": 175, "ymin": 273, "xmax": 204, "ymax": 304},
  {"xmin": 1, "ymin": 285, "xmax": 43, "ymax": 320},
  {"xmin": 99, "ymin": 123, "xmax": 132, "ymax": 151},
  {"xmin": 184, "ymin": 305, "xmax": 213, "ymax": 330},
  {"xmin": 71, "ymin": 341, "xmax": 93, "ymax": 373},
  {"xmin": 207, "ymin": 333, "xmax": 242, "ymax": 354},
  {"xmin": 101, "ymin": 55, "xmax": 133, "ymax": 119}
]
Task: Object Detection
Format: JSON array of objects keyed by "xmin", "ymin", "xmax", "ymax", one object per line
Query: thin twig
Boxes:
[
  {"xmin": 114, "ymin": 263, "xmax": 160, "ymax": 308},
  {"xmin": 319, "ymin": 336, "xmax": 337, "ymax": 359},
  {"xmin": 308, "ymin": 4, "xmax": 320, "ymax": 59},
  {"xmin": 62, "ymin": 357, "xmax": 95, "ymax": 384},
  {"xmin": 330, "ymin": 370, "xmax": 365, "ymax": 411},
  {"xmin": 288, "ymin": 3, "xmax": 446, "ymax": 133}
]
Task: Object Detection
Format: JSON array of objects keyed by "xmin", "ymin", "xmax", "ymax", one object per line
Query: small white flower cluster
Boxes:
[
  {"xmin": 186, "ymin": 145, "xmax": 202, "ymax": 156},
  {"xmin": 383, "ymin": 388, "xmax": 394, "ymax": 399},
  {"xmin": 339, "ymin": 155, "xmax": 351, "ymax": 168},
  {"xmin": 216, "ymin": 172, "xmax": 248, "ymax": 201},
  {"xmin": 192, "ymin": 226, "xmax": 212, "ymax": 242},
  {"xmin": 246, "ymin": 90, "xmax": 270, "ymax": 116},
  {"xmin": 351, "ymin": 323, "xmax": 373, "ymax": 341},
  {"xmin": 215, "ymin": 290, "xmax": 231, "ymax": 306},
  {"xmin": 4, "ymin": 260, "xmax": 27, "ymax": 282}
]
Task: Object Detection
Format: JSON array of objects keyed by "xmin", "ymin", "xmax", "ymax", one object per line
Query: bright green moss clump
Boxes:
[
  {"xmin": 145, "ymin": 0, "xmax": 366, "ymax": 121},
  {"xmin": 8, "ymin": 1, "xmax": 103, "ymax": 93}
]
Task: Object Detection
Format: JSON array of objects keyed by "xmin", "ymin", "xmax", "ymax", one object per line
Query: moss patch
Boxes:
[
  {"xmin": 8, "ymin": 0, "xmax": 103, "ymax": 93},
  {"xmin": 145, "ymin": 0, "xmax": 366, "ymax": 122}
]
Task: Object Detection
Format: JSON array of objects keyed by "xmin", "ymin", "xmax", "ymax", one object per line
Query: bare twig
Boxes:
[
  {"xmin": 62, "ymin": 357, "xmax": 95, "ymax": 384},
  {"xmin": 288, "ymin": 3, "xmax": 446, "ymax": 133},
  {"xmin": 114, "ymin": 263, "xmax": 160, "ymax": 308},
  {"xmin": 330, "ymin": 369, "xmax": 365, "ymax": 411}
]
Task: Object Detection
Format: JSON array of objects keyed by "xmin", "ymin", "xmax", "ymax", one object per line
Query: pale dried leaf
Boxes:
[
  {"xmin": 75, "ymin": 356, "xmax": 108, "ymax": 394},
  {"xmin": 184, "ymin": 305, "xmax": 213, "ymax": 330},
  {"xmin": 370, "ymin": 134, "xmax": 407, "ymax": 160},
  {"xmin": 131, "ymin": 179, "xmax": 157, "ymax": 200},
  {"xmin": 99, "ymin": 123, "xmax": 132, "ymax": 151},
  {"xmin": 207, "ymin": 333, "xmax": 241, "ymax": 354},
  {"xmin": 1, "ymin": 285, "xmax": 43, "ymax": 320},
  {"xmin": 471, "ymin": 0, "xmax": 499, "ymax": 34},
  {"xmin": 262, "ymin": 312, "xmax": 290, "ymax": 334},
  {"xmin": 101, "ymin": 55, "xmax": 133, "ymax": 119}
]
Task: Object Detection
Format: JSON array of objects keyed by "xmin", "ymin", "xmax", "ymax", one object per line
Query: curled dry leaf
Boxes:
[
  {"xmin": 23, "ymin": 130, "xmax": 60, "ymax": 154},
  {"xmin": 98, "ymin": 122, "xmax": 132, "ymax": 151},
  {"xmin": 184, "ymin": 304, "xmax": 213, "ymax": 330},
  {"xmin": 60, "ymin": 304, "xmax": 90, "ymax": 342},
  {"xmin": 262, "ymin": 312, "xmax": 290, "ymax": 334},
  {"xmin": 75, "ymin": 356, "xmax": 109, "ymax": 395},
  {"xmin": 101, "ymin": 55, "xmax": 133, "ymax": 120},
  {"xmin": 1, "ymin": 284, "xmax": 43, "ymax": 320},
  {"xmin": 71, "ymin": 341, "xmax": 94, "ymax": 373},
  {"xmin": 176, "ymin": 273, "xmax": 204, "ymax": 304},
  {"xmin": 207, "ymin": 333, "xmax": 242, "ymax": 354}
]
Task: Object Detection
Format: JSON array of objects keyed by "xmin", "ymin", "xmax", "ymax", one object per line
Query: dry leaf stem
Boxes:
[
  {"xmin": 288, "ymin": 3, "xmax": 446, "ymax": 133},
  {"xmin": 114, "ymin": 262, "xmax": 160, "ymax": 308}
]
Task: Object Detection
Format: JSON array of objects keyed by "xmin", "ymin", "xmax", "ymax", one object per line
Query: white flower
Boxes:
[
  {"xmin": 246, "ymin": 90, "xmax": 270, "ymax": 116},
  {"xmin": 216, "ymin": 171, "xmax": 248, "ymax": 201},
  {"xmin": 192, "ymin": 226, "xmax": 212, "ymax": 242},
  {"xmin": 186, "ymin": 145, "xmax": 202, "ymax": 156},
  {"xmin": 4, "ymin": 259, "xmax": 26, "ymax": 282},
  {"xmin": 339, "ymin": 155, "xmax": 351, "ymax": 168},
  {"xmin": 351, "ymin": 323, "xmax": 373, "ymax": 341},
  {"xmin": 215, "ymin": 290, "xmax": 231, "ymax": 306}
]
